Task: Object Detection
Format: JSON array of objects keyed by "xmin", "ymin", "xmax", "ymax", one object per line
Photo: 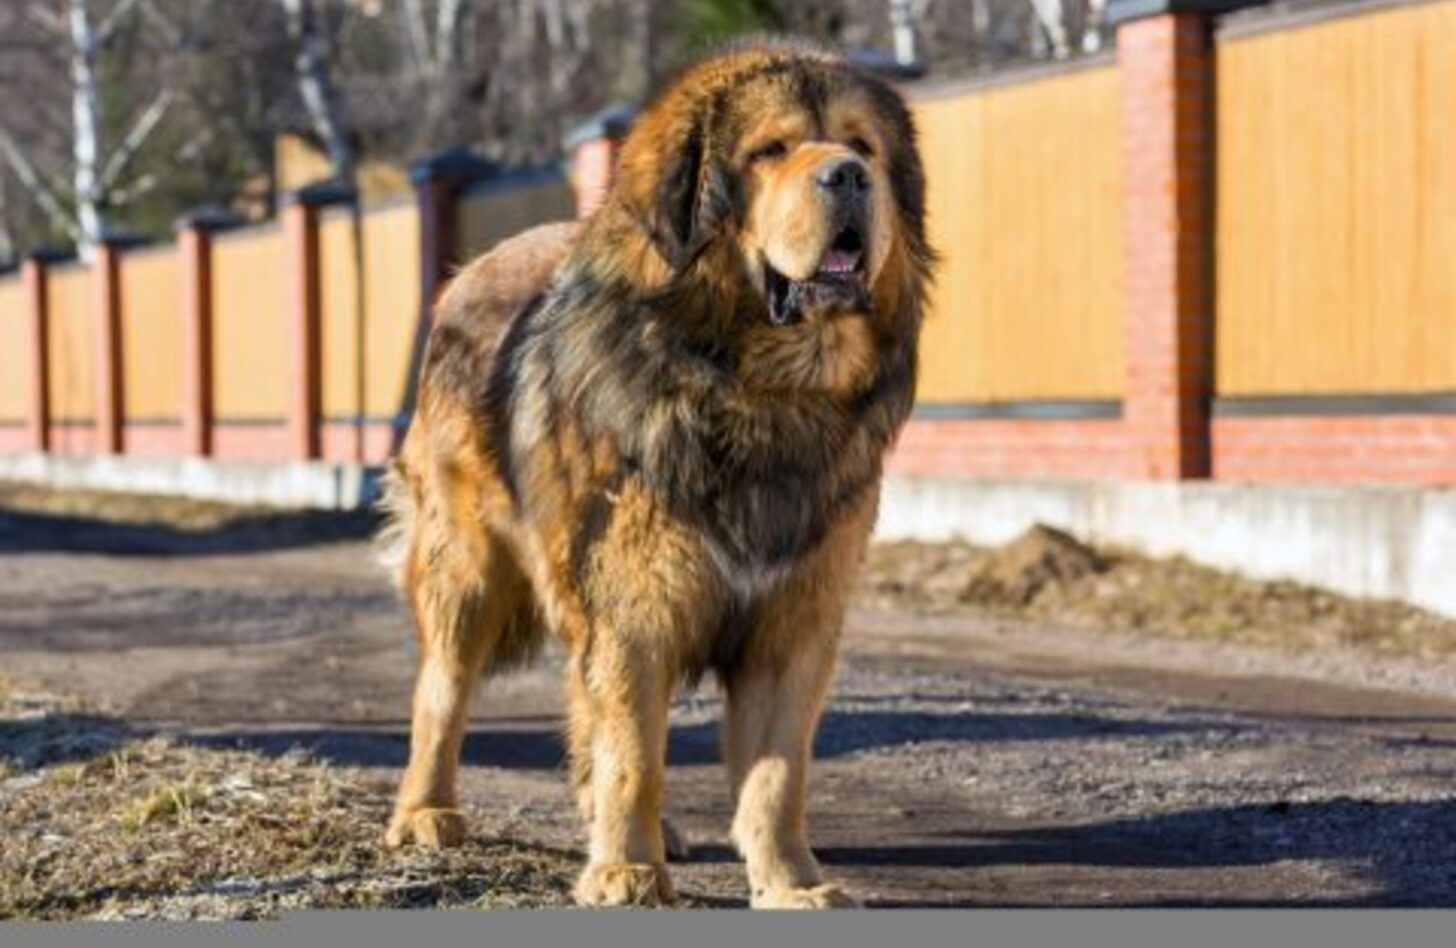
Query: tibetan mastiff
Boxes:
[{"xmin": 379, "ymin": 40, "xmax": 931, "ymax": 908}]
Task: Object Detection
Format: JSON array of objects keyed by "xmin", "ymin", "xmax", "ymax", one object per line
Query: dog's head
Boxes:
[{"xmin": 613, "ymin": 42, "xmax": 929, "ymax": 329}]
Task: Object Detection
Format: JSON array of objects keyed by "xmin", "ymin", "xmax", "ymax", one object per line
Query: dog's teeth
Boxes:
[{"xmin": 820, "ymin": 250, "xmax": 860, "ymax": 275}]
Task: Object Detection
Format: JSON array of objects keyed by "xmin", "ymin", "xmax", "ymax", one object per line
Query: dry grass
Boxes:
[
  {"xmin": 860, "ymin": 526, "xmax": 1456, "ymax": 660},
  {"xmin": 0, "ymin": 482, "xmax": 266, "ymax": 532},
  {"xmin": 0, "ymin": 679, "xmax": 576, "ymax": 920}
]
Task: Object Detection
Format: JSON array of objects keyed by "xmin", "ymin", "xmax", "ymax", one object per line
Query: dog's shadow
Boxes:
[
  {"xmin": 179, "ymin": 708, "xmax": 1456, "ymax": 907},
  {"xmin": 823, "ymin": 796, "xmax": 1456, "ymax": 907},
  {"xmin": 181, "ymin": 706, "xmax": 1232, "ymax": 772},
  {"xmin": 0, "ymin": 710, "xmax": 133, "ymax": 772}
]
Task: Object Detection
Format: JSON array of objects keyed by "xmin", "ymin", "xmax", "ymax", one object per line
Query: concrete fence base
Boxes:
[
  {"xmin": 4, "ymin": 455, "xmax": 1452, "ymax": 620},
  {"xmin": 0, "ymin": 453, "xmax": 380, "ymax": 511},
  {"xmin": 878, "ymin": 475, "xmax": 1456, "ymax": 620}
]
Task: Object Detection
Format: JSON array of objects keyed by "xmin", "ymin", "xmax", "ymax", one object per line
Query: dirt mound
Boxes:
[
  {"xmin": 960, "ymin": 525, "xmax": 1105, "ymax": 606},
  {"xmin": 859, "ymin": 529, "xmax": 1456, "ymax": 660}
]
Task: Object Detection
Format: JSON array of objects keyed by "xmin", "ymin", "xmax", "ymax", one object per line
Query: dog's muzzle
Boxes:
[{"xmin": 764, "ymin": 217, "xmax": 872, "ymax": 326}]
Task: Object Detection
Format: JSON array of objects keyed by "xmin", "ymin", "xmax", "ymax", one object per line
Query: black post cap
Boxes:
[
  {"xmin": 408, "ymin": 147, "xmax": 497, "ymax": 187},
  {"xmin": 562, "ymin": 105, "xmax": 637, "ymax": 152},
  {"xmin": 1106, "ymin": 0, "xmax": 1268, "ymax": 27},
  {"xmin": 285, "ymin": 178, "xmax": 360, "ymax": 209},
  {"xmin": 173, "ymin": 205, "xmax": 246, "ymax": 234}
]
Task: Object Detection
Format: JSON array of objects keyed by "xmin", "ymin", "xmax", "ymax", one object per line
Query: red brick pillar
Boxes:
[
  {"xmin": 564, "ymin": 106, "xmax": 634, "ymax": 218},
  {"xmin": 176, "ymin": 209, "xmax": 240, "ymax": 458},
  {"xmin": 93, "ymin": 241, "xmax": 125, "ymax": 454},
  {"xmin": 20, "ymin": 257, "xmax": 51, "ymax": 453},
  {"xmin": 286, "ymin": 183, "xmax": 356, "ymax": 462},
  {"xmin": 1111, "ymin": 1, "xmax": 1245, "ymax": 479}
]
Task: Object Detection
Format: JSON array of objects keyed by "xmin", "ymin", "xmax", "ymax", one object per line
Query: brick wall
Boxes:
[
  {"xmin": 887, "ymin": 419, "xmax": 1137, "ymax": 481},
  {"xmin": 1212, "ymin": 416, "xmax": 1456, "ymax": 485}
]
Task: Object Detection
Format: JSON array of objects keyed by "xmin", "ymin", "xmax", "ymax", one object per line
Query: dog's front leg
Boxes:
[
  {"xmin": 569, "ymin": 639, "xmax": 676, "ymax": 907},
  {"xmin": 722, "ymin": 496, "xmax": 874, "ymax": 909},
  {"xmin": 723, "ymin": 628, "xmax": 857, "ymax": 909}
]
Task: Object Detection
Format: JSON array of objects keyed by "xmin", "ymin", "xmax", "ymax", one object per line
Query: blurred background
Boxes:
[{"xmin": 0, "ymin": 0, "xmax": 1111, "ymax": 251}]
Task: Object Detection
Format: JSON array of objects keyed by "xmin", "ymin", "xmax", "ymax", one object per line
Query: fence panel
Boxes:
[
  {"xmin": 319, "ymin": 208, "xmax": 362, "ymax": 422},
  {"xmin": 45, "ymin": 263, "xmax": 95, "ymax": 426},
  {"xmin": 1217, "ymin": 1, "xmax": 1456, "ymax": 396},
  {"xmin": 210, "ymin": 225, "xmax": 288, "ymax": 422},
  {"xmin": 118, "ymin": 246, "xmax": 183, "ymax": 423},
  {"xmin": 362, "ymin": 204, "xmax": 422, "ymax": 420},
  {"xmin": 456, "ymin": 169, "xmax": 576, "ymax": 261},
  {"xmin": 911, "ymin": 63, "xmax": 1126, "ymax": 405},
  {"xmin": 0, "ymin": 277, "xmax": 24, "ymax": 425},
  {"xmin": 319, "ymin": 202, "xmax": 423, "ymax": 425}
]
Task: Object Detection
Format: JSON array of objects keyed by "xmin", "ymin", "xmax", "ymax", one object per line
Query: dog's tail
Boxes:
[{"xmin": 373, "ymin": 458, "xmax": 415, "ymax": 591}]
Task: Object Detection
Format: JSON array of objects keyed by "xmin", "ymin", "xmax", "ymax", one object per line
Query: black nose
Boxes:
[{"xmin": 816, "ymin": 158, "xmax": 871, "ymax": 196}]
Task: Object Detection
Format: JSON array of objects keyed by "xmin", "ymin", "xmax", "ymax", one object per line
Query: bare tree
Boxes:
[
  {"xmin": 282, "ymin": 0, "xmax": 353, "ymax": 182},
  {"xmin": 396, "ymin": 0, "xmax": 470, "ymax": 147},
  {"xmin": 0, "ymin": 0, "xmax": 178, "ymax": 256}
]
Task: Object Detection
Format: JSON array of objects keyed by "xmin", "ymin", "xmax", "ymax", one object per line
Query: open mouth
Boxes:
[
  {"xmin": 764, "ymin": 226, "xmax": 870, "ymax": 326},
  {"xmin": 816, "ymin": 226, "xmax": 866, "ymax": 279}
]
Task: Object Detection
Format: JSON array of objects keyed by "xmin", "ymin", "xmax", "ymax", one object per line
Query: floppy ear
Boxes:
[{"xmin": 649, "ymin": 114, "xmax": 734, "ymax": 272}]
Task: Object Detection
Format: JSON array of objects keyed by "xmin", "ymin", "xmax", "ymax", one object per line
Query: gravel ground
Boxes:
[{"xmin": 3, "ymin": 487, "xmax": 1456, "ymax": 915}]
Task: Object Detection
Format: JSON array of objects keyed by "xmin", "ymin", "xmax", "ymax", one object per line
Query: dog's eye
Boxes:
[
  {"xmin": 747, "ymin": 140, "xmax": 788, "ymax": 164},
  {"xmin": 849, "ymin": 136, "xmax": 875, "ymax": 158}
]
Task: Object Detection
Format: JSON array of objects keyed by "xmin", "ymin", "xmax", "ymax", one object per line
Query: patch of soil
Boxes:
[
  {"xmin": 860, "ymin": 525, "xmax": 1456, "ymax": 660},
  {"xmin": 0, "ymin": 679, "xmax": 575, "ymax": 920}
]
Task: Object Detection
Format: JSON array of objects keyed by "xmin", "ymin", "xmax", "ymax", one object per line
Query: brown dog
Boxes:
[{"xmin": 379, "ymin": 40, "xmax": 932, "ymax": 908}]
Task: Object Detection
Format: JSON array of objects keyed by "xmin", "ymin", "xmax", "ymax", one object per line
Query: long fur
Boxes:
[{"xmin": 378, "ymin": 43, "xmax": 932, "ymax": 909}]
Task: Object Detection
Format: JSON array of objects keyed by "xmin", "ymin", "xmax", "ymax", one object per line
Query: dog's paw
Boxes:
[
  {"xmin": 384, "ymin": 807, "xmax": 468, "ymax": 849},
  {"xmin": 574, "ymin": 862, "xmax": 676, "ymax": 907},
  {"xmin": 662, "ymin": 817, "xmax": 690, "ymax": 862},
  {"xmin": 751, "ymin": 883, "xmax": 861, "ymax": 910}
]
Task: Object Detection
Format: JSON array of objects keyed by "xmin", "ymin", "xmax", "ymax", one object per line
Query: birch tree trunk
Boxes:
[
  {"xmin": 69, "ymin": 0, "xmax": 105, "ymax": 255},
  {"xmin": 890, "ymin": 0, "xmax": 918, "ymax": 67},
  {"xmin": 1027, "ymin": 0, "xmax": 1071, "ymax": 60},
  {"xmin": 1083, "ymin": 0, "xmax": 1107, "ymax": 53}
]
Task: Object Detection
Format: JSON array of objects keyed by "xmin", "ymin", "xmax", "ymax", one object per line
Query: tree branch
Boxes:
[
  {"xmin": 95, "ymin": 0, "xmax": 143, "ymax": 44},
  {"xmin": 99, "ymin": 86, "xmax": 174, "ymax": 191},
  {"xmin": 136, "ymin": 0, "xmax": 181, "ymax": 45},
  {"xmin": 0, "ymin": 125, "xmax": 81, "ymax": 243},
  {"xmin": 23, "ymin": 3, "xmax": 66, "ymax": 35}
]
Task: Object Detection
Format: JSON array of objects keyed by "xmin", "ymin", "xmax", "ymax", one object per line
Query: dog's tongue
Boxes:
[{"xmin": 819, "ymin": 249, "xmax": 860, "ymax": 275}]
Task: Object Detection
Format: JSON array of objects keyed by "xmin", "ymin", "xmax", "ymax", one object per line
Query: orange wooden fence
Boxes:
[{"xmin": 2, "ymin": 0, "xmax": 1454, "ymax": 486}]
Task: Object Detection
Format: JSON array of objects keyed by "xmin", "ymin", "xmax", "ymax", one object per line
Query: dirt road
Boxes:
[{"xmin": 4, "ymin": 504, "xmax": 1456, "ymax": 909}]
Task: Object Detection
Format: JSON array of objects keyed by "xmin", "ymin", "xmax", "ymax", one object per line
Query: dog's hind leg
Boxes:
[{"xmin": 385, "ymin": 489, "xmax": 539, "ymax": 849}]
